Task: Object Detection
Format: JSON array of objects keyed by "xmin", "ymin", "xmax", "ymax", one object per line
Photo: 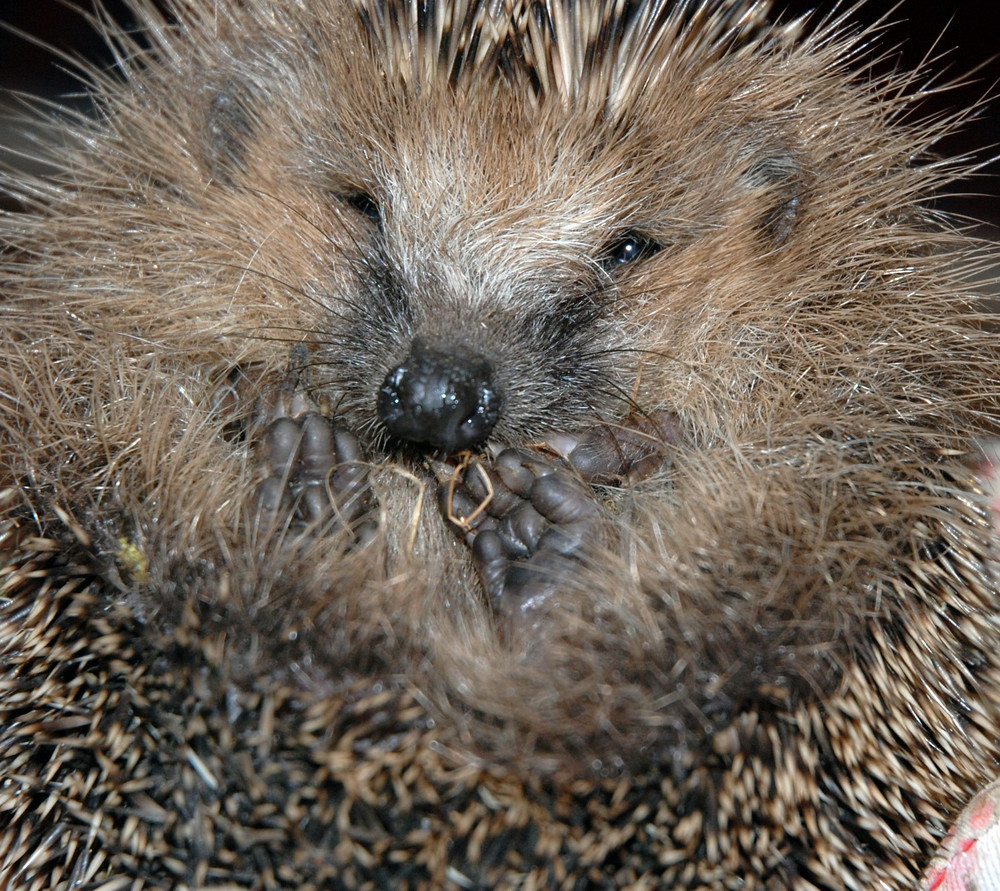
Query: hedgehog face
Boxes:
[
  {"xmin": 315, "ymin": 105, "xmax": 802, "ymax": 457},
  {"xmin": 220, "ymin": 1, "xmax": 812, "ymax": 458},
  {"xmin": 317, "ymin": 100, "xmax": 656, "ymax": 454}
]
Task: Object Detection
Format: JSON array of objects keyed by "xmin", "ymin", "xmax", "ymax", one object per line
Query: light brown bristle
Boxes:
[{"xmin": 356, "ymin": 0, "xmax": 793, "ymax": 112}]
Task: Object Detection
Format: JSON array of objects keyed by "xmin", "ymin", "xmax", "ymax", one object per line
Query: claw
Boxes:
[{"xmin": 253, "ymin": 406, "xmax": 374, "ymax": 543}]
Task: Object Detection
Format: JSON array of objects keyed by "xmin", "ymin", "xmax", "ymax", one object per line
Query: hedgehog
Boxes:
[{"xmin": 2, "ymin": 0, "xmax": 1000, "ymax": 888}]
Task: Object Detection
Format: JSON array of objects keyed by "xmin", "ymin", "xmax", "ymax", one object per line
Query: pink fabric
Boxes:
[{"xmin": 924, "ymin": 778, "xmax": 1000, "ymax": 891}]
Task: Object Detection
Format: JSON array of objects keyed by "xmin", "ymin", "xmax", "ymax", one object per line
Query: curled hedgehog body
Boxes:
[{"xmin": 2, "ymin": 0, "xmax": 1000, "ymax": 888}]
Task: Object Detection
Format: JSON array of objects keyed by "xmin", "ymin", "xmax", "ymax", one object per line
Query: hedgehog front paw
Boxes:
[
  {"xmin": 254, "ymin": 400, "xmax": 374, "ymax": 543},
  {"xmin": 543, "ymin": 411, "xmax": 678, "ymax": 486},
  {"xmin": 440, "ymin": 414, "xmax": 676, "ymax": 639},
  {"xmin": 441, "ymin": 448, "xmax": 608, "ymax": 636}
]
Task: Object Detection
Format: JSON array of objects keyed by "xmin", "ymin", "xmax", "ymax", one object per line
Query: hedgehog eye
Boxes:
[
  {"xmin": 600, "ymin": 232, "xmax": 661, "ymax": 272},
  {"xmin": 344, "ymin": 191, "xmax": 382, "ymax": 228}
]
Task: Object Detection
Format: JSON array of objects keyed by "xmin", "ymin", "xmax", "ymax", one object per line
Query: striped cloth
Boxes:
[{"xmin": 924, "ymin": 778, "xmax": 1000, "ymax": 891}]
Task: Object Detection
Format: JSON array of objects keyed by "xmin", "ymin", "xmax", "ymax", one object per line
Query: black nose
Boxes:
[{"xmin": 377, "ymin": 339, "xmax": 503, "ymax": 453}]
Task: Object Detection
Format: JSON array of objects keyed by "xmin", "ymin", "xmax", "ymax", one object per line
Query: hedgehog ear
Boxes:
[
  {"xmin": 740, "ymin": 141, "xmax": 807, "ymax": 248},
  {"xmin": 199, "ymin": 80, "xmax": 257, "ymax": 187}
]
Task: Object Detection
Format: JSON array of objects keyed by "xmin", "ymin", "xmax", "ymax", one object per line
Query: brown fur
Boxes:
[{"xmin": 2, "ymin": 1, "xmax": 1000, "ymax": 888}]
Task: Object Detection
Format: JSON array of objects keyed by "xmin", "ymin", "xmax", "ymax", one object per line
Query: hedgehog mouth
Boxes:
[{"xmin": 401, "ymin": 409, "xmax": 680, "ymax": 495}]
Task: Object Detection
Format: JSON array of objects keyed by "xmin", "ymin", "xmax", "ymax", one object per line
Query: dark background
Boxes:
[{"xmin": 2, "ymin": 1, "xmax": 999, "ymax": 219}]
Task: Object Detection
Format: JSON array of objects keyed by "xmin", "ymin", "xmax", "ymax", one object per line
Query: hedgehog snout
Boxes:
[{"xmin": 376, "ymin": 337, "xmax": 503, "ymax": 453}]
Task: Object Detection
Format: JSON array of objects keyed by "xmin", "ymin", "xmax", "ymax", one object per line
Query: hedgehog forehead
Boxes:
[{"xmin": 377, "ymin": 99, "xmax": 642, "ymax": 246}]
